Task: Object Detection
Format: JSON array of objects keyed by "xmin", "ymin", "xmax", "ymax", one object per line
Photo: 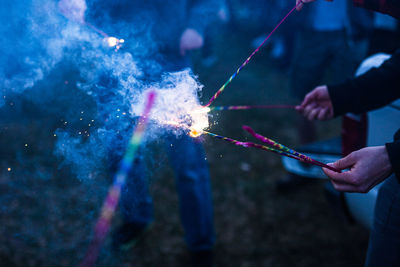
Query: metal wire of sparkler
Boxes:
[
  {"xmin": 208, "ymin": 105, "xmax": 295, "ymax": 111},
  {"xmin": 202, "ymin": 126, "xmax": 341, "ymax": 173},
  {"xmin": 204, "ymin": 1, "xmax": 303, "ymax": 107}
]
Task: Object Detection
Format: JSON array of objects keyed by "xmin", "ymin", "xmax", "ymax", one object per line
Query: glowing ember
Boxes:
[
  {"xmin": 189, "ymin": 128, "xmax": 203, "ymax": 138},
  {"xmin": 105, "ymin": 37, "xmax": 125, "ymax": 50},
  {"xmin": 187, "ymin": 107, "xmax": 209, "ymax": 138}
]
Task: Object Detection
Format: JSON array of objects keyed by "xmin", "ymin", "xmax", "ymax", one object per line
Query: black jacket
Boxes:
[{"xmin": 328, "ymin": 49, "xmax": 400, "ymax": 180}]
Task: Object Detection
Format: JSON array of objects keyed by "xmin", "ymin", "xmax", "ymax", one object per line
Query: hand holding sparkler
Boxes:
[
  {"xmin": 296, "ymin": 85, "xmax": 334, "ymax": 121},
  {"xmin": 323, "ymin": 146, "xmax": 392, "ymax": 193}
]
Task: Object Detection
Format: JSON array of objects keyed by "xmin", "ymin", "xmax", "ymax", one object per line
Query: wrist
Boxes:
[{"xmin": 385, "ymin": 141, "xmax": 400, "ymax": 180}]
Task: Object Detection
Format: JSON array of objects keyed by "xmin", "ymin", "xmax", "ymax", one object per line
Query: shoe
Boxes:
[
  {"xmin": 190, "ymin": 250, "xmax": 214, "ymax": 267},
  {"xmin": 112, "ymin": 222, "xmax": 148, "ymax": 251}
]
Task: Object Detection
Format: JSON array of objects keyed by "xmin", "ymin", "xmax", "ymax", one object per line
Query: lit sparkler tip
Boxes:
[
  {"xmin": 190, "ymin": 107, "xmax": 211, "ymax": 114},
  {"xmin": 106, "ymin": 37, "xmax": 118, "ymax": 47},
  {"xmin": 189, "ymin": 128, "xmax": 203, "ymax": 138},
  {"xmin": 105, "ymin": 37, "xmax": 124, "ymax": 50}
]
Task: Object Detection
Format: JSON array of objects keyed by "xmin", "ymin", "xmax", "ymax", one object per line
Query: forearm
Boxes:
[
  {"xmin": 328, "ymin": 50, "xmax": 400, "ymax": 116},
  {"xmin": 353, "ymin": 0, "xmax": 400, "ymax": 19}
]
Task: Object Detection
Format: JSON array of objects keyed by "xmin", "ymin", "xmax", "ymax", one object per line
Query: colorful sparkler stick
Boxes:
[
  {"xmin": 80, "ymin": 91, "xmax": 156, "ymax": 267},
  {"xmin": 204, "ymin": 130, "xmax": 307, "ymax": 160},
  {"xmin": 204, "ymin": 2, "xmax": 303, "ymax": 107},
  {"xmin": 209, "ymin": 105, "xmax": 295, "ymax": 111},
  {"xmin": 242, "ymin": 126, "xmax": 341, "ymax": 172},
  {"xmin": 203, "ymin": 128, "xmax": 340, "ymax": 173}
]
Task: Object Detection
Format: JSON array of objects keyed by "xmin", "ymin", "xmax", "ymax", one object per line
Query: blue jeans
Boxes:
[
  {"xmin": 118, "ymin": 132, "xmax": 216, "ymax": 251},
  {"xmin": 365, "ymin": 175, "xmax": 400, "ymax": 267}
]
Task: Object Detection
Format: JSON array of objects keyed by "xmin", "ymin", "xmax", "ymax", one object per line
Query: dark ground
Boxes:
[{"xmin": 0, "ymin": 26, "xmax": 369, "ymax": 266}]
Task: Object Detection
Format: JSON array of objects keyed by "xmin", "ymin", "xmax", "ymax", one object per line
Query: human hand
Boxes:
[
  {"xmin": 296, "ymin": 0, "xmax": 333, "ymax": 11},
  {"xmin": 323, "ymin": 146, "xmax": 393, "ymax": 193},
  {"xmin": 180, "ymin": 28, "xmax": 204, "ymax": 56},
  {"xmin": 296, "ymin": 85, "xmax": 334, "ymax": 120},
  {"xmin": 58, "ymin": 0, "xmax": 87, "ymax": 24}
]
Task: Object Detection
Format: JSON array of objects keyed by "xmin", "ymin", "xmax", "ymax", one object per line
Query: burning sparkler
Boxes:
[
  {"xmin": 58, "ymin": 0, "xmax": 125, "ymax": 51},
  {"xmin": 195, "ymin": 126, "xmax": 340, "ymax": 173},
  {"xmin": 86, "ymin": 22, "xmax": 125, "ymax": 51},
  {"xmin": 80, "ymin": 91, "xmax": 156, "ymax": 267},
  {"xmin": 191, "ymin": 105, "xmax": 295, "ymax": 114}
]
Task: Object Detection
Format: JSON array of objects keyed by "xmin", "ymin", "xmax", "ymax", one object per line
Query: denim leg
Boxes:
[
  {"xmin": 165, "ymin": 134, "xmax": 215, "ymax": 251},
  {"xmin": 365, "ymin": 175, "xmax": 400, "ymax": 267}
]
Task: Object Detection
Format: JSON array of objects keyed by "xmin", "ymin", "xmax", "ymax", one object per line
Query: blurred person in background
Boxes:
[
  {"xmin": 250, "ymin": 0, "xmax": 298, "ymax": 71},
  {"xmin": 201, "ymin": 0, "xmax": 230, "ymax": 68},
  {"xmin": 59, "ymin": 0, "xmax": 218, "ymax": 266},
  {"xmin": 368, "ymin": 13, "xmax": 400, "ymax": 55},
  {"xmin": 296, "ymin": 0, "xmax": 400, "ymax": 266},
  {"xmin": 277, "ymin": 0, "xmax": 373, "ymax": 189}
]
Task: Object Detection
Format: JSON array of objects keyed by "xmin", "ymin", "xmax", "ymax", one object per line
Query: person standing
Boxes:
[
  {"xmin": 277, "ymin": 0, "xmax": 373, "ymax": 189},
  {"xmin": 296, "ymin": 1, "xmax": 400, "ymax": 266},
  {"xmin": 59, "ymin": 0, "xmax": 218, "ymax": 265}
]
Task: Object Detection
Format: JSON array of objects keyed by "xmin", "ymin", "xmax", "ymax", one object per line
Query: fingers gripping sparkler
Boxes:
[{"xmin": 80, "ymin": 91, "xmax": 156, "ymax": 267}]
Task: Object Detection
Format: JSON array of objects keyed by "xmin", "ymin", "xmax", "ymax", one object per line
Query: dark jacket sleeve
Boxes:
[
  {"xmin": 386, "ymin": 139, "xmax": 400, "ymax": 180},
  {"xmin": 353, "ymin": 0, "xmax": 400, "ymax": 19},
  {"xmin": 328, "ymin": 50, "xmax": 400, "ymax": 182},
  {"xmin": 328, "ymin": 50, "xmax": 400, "ymax": 116},
  {"xmin": 386, "ymin": 130, "xmax": 400, "ymax": 181}
]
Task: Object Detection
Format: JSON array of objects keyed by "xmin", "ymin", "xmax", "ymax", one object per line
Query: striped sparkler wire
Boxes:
[
  {"xmin": 203, "ymin": 127, "xmax": 341, "ymax": 173},
  {"xmin": 204, "ymin": 2, "xmax": 303, "ymax": 107},
  {"xmin": 80, "ymin": 91, "xmax": 156, "ymax": 267},
  {"xmin": 209, "ymin": 105, "xmax": 295, "ymax": 111}
]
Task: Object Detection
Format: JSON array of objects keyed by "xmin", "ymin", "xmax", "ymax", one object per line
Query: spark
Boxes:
[
  {"xmin": 105, "ymin": 37, "xmax": 125, "ymax": 51},
  {"xmin": 7, "ymin": 168, "xmax": 11, "ymax": 172},
  {"xmin": 189, "ymin": 128, "xmax": 203, "ymax": 138}
]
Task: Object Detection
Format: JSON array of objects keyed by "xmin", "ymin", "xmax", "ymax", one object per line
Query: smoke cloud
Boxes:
[{"xmin": 1, "ymin": 0, "xmax": 207, "ymax": 180}]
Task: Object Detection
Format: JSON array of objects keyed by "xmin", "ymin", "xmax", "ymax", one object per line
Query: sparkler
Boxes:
[
  {"xmin": 204, "ymin": 1, "xmax": 302, "ymax": 107},
  {"xmin": 209, "ymin": 105, "xmax": 295, "ymax": 111},
  {"xmin": 192, "ymin": 105, "xmax": 295, "ymax": 113},
  {"xmin": 80, "ymin": 91, "xmax": 156, "ymax": 267},
  {"xmin": 202, "ymin": 126, "xmax": 341, "ymax": 173},
  {"xmin": 85, "ymin": 22, "xmax": 125, "ymax": 51}
]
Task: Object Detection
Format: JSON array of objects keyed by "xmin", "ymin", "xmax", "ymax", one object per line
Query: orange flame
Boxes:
[{"xmin": 189, "ymin": 128, "xmax": 203, "ymax": 138}]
